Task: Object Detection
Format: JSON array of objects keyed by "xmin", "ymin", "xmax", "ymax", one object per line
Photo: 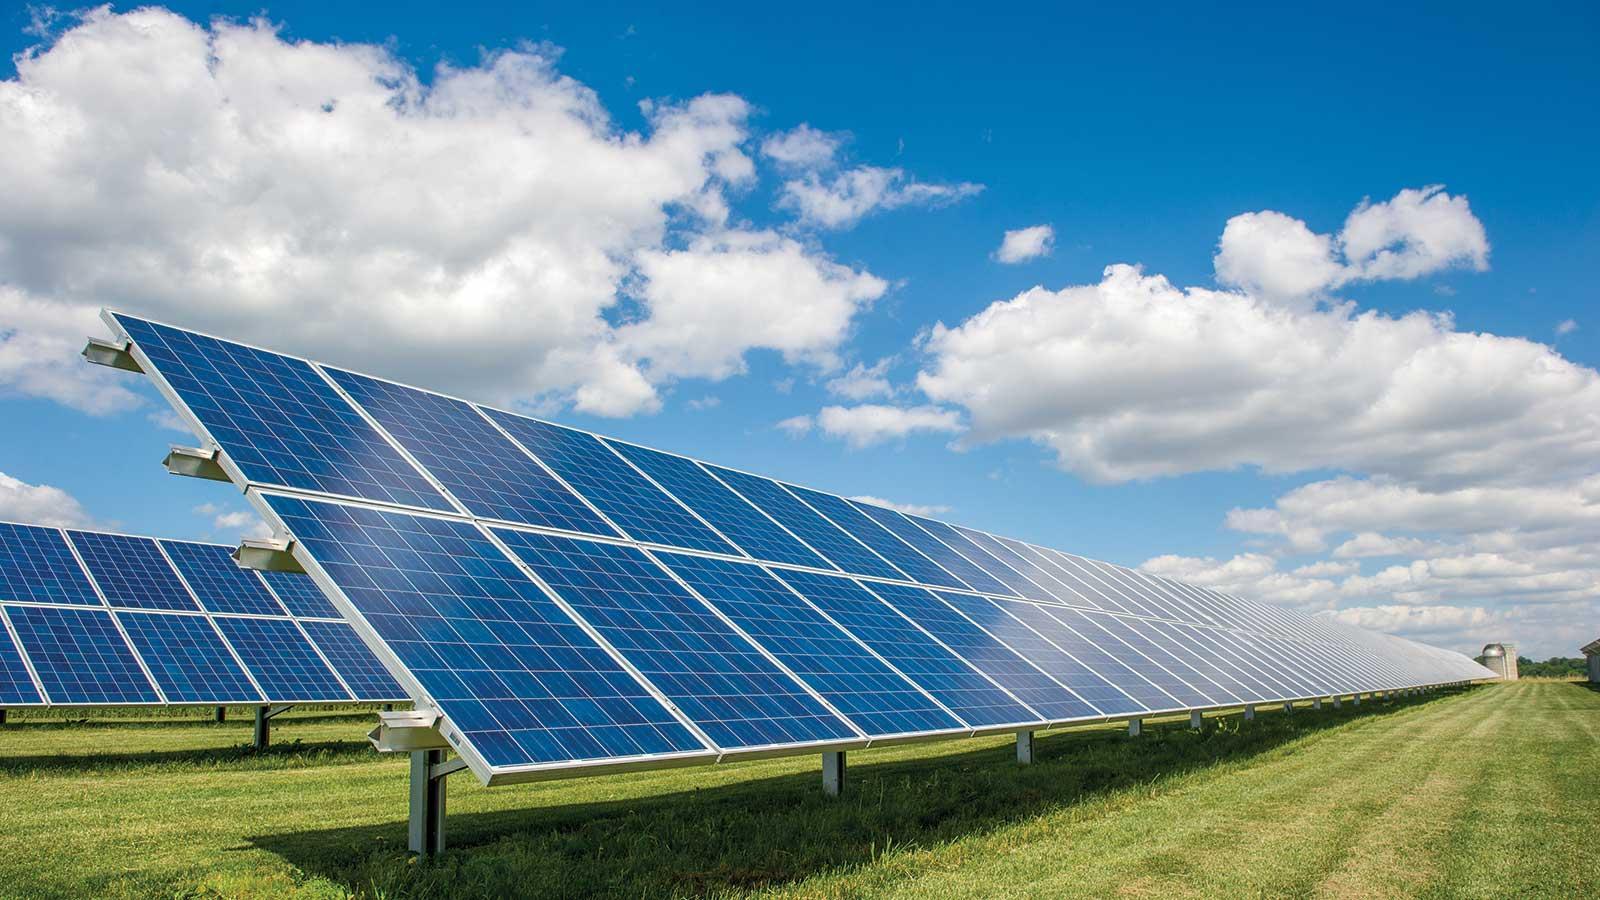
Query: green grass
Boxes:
[{"xmin": 0, "ymin": 683, "xmax": 1595, "ymax": 898}]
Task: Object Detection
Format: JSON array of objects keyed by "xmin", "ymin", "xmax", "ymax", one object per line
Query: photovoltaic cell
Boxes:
[
  {"xmin": 266, "ymin": 495, "xmax": 707, "ymax": 767},
  {"xmin": 212, "ymin": 617, "xmax": 350, "ymax": 702},
  {"xmin": 67, "ymin": 532, "xmax": 198, "ymax": 612},
  {"xmin": 326, "ymin": 369, "xmax": 619, "ymax": 537},
  {"xmin": 709, "ymin": 466, "xmax": 905, "ymax": 581},
  {"xmin": 1052, "ymin": 553, "xmax": 1157, "ymax": 618},
  {"xmin": 116, "ymin": 611, "xmax": 263, "ymax": 703},
  {"xmin": 494, "ymin": 529, "xmax": 858, "ymax": 750},
  {"xmin": 4, "ymin": 605, "xmax": 159, "ymax": 704},
  {"xmin": 865, "ymin": 581, "xmax": 1096, "ymax": 721},
  {"xmin": 995, "ymin": 538, "xmax": 1102, "ymax": 609},
  {"xmin": 656, "ymin": 551, "xmax": 963, "ymax": 738},
  {"xmin": 0, "ymin": 523, "xmax": 100, "ymax": 607},
  {"xmin": 783, "ymin": 486, "xmax": 968, "ymax": 590},
  {"xmin": 910, "ymin": 517, "xmax": 1051, "ymax": 603},
  {"xmin": 1030, "ymin": 548, "xmax": 1133, "ymax": 614},
  {"xmin": 1120, "ymin": 618, "xmax": 1250, "ymax": 703},
  {"xmin": 258, "ymin": 569, "xmax": 341, "ymax": 619},
  {"xmin": 111, "ymin": 314, "xmax": 451, "ymax": 511},
  {"xmin": 772, "ymin": 568, "xmax": 1041, "ymax": 729},
  {"xmin": 850, "ymin": 502, "xmax": 1016, "ymax": 597},
  {"xmin": 1056, "ymin": 610, "xmax": 1214, "ymax": 707},
  {"xmin": 0, "ymin": 623, "xmax": 42, "ymax": 704},
  {"xmin": 484, "ymin": 411, "xmax": 735, "ymax": 555},
  {"xmin": 299, "ymin": 619, "xmax": 407, "ymax": 701},
  {"xmin": 954, "ymin": 527, "xmax": 1076, "ymax": 604},
  {"xmin": 161, "ymin": 540, "xmax": 286, "ymax": 616},
  {"xmin": 605, "ymin": 441, "xmax": 832, "ymax": 570},
  {"xmin": 1001, "ymin": 601, "xmax": 1181, "ymax": 711}
]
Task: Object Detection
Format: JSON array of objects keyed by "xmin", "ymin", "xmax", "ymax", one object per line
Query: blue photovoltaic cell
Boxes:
[
  {"xmin": 0, "ymin": 622, "xmax": 42, "ymax": 704},
  {"xmin": 954, "ymin": 527, "xmax": 1076, "ymax": 604},
  {"xmin": 937, "ymin": 592, "xmax": 1144, "ymax": 716},
  {"xmin": 1054, "ymin": 609, "xmax": 1213, "ymax": 707},
  {"xmin": 258, "ymin": 569, "xmax": 342, "ymax": 619},
  {"xmin": 67, "ymin": 532, "xmax": 197, "ymax": 612},
  {"xmin": 266, "ymin": 495, "xmax": 706, "ymax": 768},
  {"xmin": 709, "ymin": 466, "xmax": 905, "ymax": 581},
  {"xmin": 327, "ymin": 369, "xmax": 619, "ymax": 537},
  {"xmin": 996, "ymin": 538, "xmax": 1103, "ymax": 609},
  {"xmin": 1000, "ymin": 601, "xmax": 1181, "ymax": 711},
  {"xmin": 5, "ymin": 605, "xmax": 159, "ymax": 704},
  {"xmin": 656, "ymin": 551, "xmax": 963, "ymax": 738},
  {"xmin": 116, "ymin": 611, "xmax": 263, "ymax": 703},
  {"xmin": 605, "ymin": 441, "xmax": 832, "ymax": 570},
  {"xmin": 494, "ymin": 529, "xmax": 858, "ymax": 750},
  {"xmin": 212, "ymin": 617, "xmax": 350, "ymax": 702},
  {"xmin": 484, "ymin": 411, "xmax": 735, "ymax": 555},
  {"xmin": 0, "ymin": 523, "xmax": 100, "ymax": 606},
  {"xmin": 866, "ymin": 582, "xmax": 1096, "ymax": 721},
  {"xmin": 1180, "ymin": 623, "xmax": 1299, "ymax": 698},
  {"xmin": 910, "ymin": 517, "xmax": 1051, "ymax": 603},
  {"xmin": 849, "ymin": 502, "xmax": 1017, "ymax": 597},
  {"xmin": 772, "ymin": 568, "xmax": 1041, "ymax": 729},
  {"xmin": 113, "ymin": 314, "xmax": 451, "ymax": 512},
  {"xmin": 784, "ymin": 486, "xmax": 968, "ymax": 590},
  {"xmin": 299, "ymin": 619, "xmax": 408, "ymax": 701},
  {"xmin": 160, "ymin": 540, "xmax": 286, "ymax": 616}
]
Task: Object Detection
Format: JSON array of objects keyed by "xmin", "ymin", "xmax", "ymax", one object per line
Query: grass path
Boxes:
[{"xmin": 0, "ymin": 683, "xmax": 1594, "ymax": 898}]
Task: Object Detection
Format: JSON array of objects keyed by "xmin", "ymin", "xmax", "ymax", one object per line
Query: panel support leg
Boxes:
[
  {"xmin": 1016, "ymin": 730, "xmax": 1034, "ymax": 765},
  {"xmin": 1189, "ymin": 710, "xmax": 1204, "ymax": 730},
  {"xmin": 409, "ymin": 749, "xmax": 447, "ymax": 856},
  {"xmin": 215, "ymin": 706, "xmax": 227, "ymax": 723},
  {"xmin": 822, "ymin": 750, "xmax": 845, "ymax": 797},
  {"xmin": 1127, "ymin": 717, "xmax": 1142, "ymax": 737},
  {"xmin": 1243, "ymin": 704, "xmax": 1256, "ymax": 721},
  {"xmin": 1312, "ymin": 697, "xmax": 1322, "ymax": 711},
  {"xmin": 1332, "ymin": 695, "xmax": 1341, "ymax": 709},
  {"xmin": 1352, "ymin": 694, "xmax": 1361, "ymax": 706},
  {"xmin": 0, "ymin": 708, "xmax": 7, "ymax": 725},
  {"xmin": 253, "ymin": 705, "xmax": 270, "ymax": 750},
  {"xmin": 1283, "ymin": 701, "xmax": 1294, "ymax": 714}
]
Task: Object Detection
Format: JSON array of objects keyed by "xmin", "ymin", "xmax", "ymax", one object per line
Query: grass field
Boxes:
[{"xmin": 1, "ymin": 681, "xmax": 1595, "ymax": 898}]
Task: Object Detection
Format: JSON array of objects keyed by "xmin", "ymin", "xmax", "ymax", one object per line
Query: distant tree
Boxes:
[{"xmin": 1517, "ymin": 656, "xmax": 1585, "ymax": 678}]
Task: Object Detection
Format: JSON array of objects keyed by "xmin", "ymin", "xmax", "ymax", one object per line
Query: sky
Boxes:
[{"xmin": 0, "ymin": 2, "xmax": 1595, "ymax": 659}]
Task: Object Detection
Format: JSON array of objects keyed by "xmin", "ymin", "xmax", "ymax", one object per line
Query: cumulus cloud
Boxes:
[
  {"xmin": 775, "ymin": 414, "xmax": 814, "ymax": 437},
  {"xmin": 825, "ymin": 358, "xmax": 896, "ymax": 401},
  {"xmin": 0, "ymin": 471, "xmax": 95, "ymax": 528},
  {"xmin": 0, "ymin": 8, "xmax": 884, "ymax": 419},
  {"xmin": 760, "ymin": 124, "xmax": 843, "ymax": 169},
  {"xmin": 847, "ymin": 495, "xmax": 951, "ymax": 517},
  {"xmin": 777, "ymin": 167, "xmax": 983, "ymax": 230},
  {"xmin": 995, "ymin": 224, "xmax": 1055, "ymax": 264},
  {"xmin": 814, "ymin": 404, "xmax": 963, "ymax": 448}
]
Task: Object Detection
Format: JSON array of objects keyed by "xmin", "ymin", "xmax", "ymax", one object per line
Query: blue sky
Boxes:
[{"xmin": 0, "ymin": 3, "xmax": 1595, "ymax": 657}]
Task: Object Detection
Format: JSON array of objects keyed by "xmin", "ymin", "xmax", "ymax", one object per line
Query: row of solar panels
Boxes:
[
  {"xmin": 0, "ymin": 522, "xmax": 405, "ymax": 706},
  {"xmin": 98, "ymin": 312, "xmax": 1493, "ymax": 783}
]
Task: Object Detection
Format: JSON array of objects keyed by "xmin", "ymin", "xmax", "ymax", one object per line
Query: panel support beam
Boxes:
[
  {"xmin": 82, "ymin": 337, "xmax": 143, "ymax": 373},
  {"xmin": 1189, "ymin": 710, "xmax": 1204, "ymax": 730},
  {"xmin": 1127, "ymin": 717, "xmax": 1142, "ymax": 737},
  {"xmin": 233, "ymin": 539, "xmax": 306, "ymax": 574},
  {"xmin": 1016, "ymin": 730, "xmax": 1034, "ymax": 765},
  {"xmin": 822, "ymin": 750, "xmax": 846, "ymax": 796},
  {"xmin": 252, "ymin": 703, "xmax": 295, "ymax": 750},
  {"xmin": 164, "ymin": 446, "xmax": 230, "ymax": 482},
  {"xmin": 409, "ymin": 749, "xmax": 453, "ymax": 856}
]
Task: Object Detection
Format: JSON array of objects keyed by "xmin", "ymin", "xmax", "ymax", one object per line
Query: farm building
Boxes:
[
  {"xmin": 1584, "ymin": 639, "xmax": 1600, "ymax": 683},
  {"xmin": 1478, "ymin": 643, "xmax": 1519, "ymax": 681}
]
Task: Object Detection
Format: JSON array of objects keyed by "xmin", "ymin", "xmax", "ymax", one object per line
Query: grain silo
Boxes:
[
  {"xmin": 1478, "ymin": 643, "xmax": 1518, "ymax": 681},
  {"xmin": 1583, "ymin": 639, "xmax": 1600, "ymax": 683}
]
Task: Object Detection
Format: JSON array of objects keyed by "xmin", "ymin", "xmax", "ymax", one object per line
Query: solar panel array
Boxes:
[
  {"xmin": 103, "ymin": 312, "xmax": 1494, "ymax": 784},
  {"xmin": 0, "ymin": 521, "xmax": 405, "ymax": 706}
]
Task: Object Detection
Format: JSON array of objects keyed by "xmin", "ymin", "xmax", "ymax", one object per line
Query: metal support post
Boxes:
[
  {"xmin": 1243, "ymin": 704, "xmax": 1256, "ymax": 721},
  {"xmin": 1352, "ymin": 693, "xmax": 1361, "ymax": 706},
  {"xmin": 1283, "ymin": 701, "xmax": 1294, "ymax": 714},
  {"xmin": 253, "ymin": 705, "xmax": 270, "ymax": 749},
  {"xmin": 1127, "ymin": 717, "xmax": 1142, "ymax": 737},
  {"xmin": 1189, "ymin": 710, "xmax": 1204, "ymax": 730},
  {"xmin": 0, "ymin": 708, "xmax": 7, "ymax": 725},
  {"xmin": 1332, "ymin": 695, "xmax": 1342, "ymax": 708},
  {"xmin": 409, "ymin": 749, "xmax": 448, "ymax": 856},
  {"xmin": 822, "ymin": 750, "xmax": 846, "ymax": 796},
  {"xmin": 1312, "ymin": 697, "xmax": 1323, "ymax": 711},
  {"xmin": 1016, "ymin": 730, "xmax": 1034, "ymax": 764},
  {"xmin": 215, "ymin": 706, "xmax": 227, "ymax": 723}
]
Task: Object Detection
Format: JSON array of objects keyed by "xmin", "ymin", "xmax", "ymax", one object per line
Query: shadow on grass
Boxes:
[
  {"xmin": 0, "ymin": 737, "xmax": 383, "ymax": 775},
  {"xmin": 250, "ymin": 687, "xmax": 1475, "ymax": 899}
]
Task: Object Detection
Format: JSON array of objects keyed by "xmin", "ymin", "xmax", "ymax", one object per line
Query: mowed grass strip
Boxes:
[{"xmin": 0, "ymin": 683, "xmax": 1594, "ymax": 898}]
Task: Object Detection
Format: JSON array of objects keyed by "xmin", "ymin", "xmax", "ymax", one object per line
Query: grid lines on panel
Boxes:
[
  {"xmin": 1000, "ymin": 601, "xmax": 1180, "ymax": 711},
  {"xmin": 327, "ymin": 369, "xmax": 619, "ymax": 537},
  {"xmin": 656, "ymin": 551, "xmax": 963, "ymax": 738},
  {"xmin": 849, "ymin": 503, "xmax": 1016, "ymax": 596},
  {"xmin": 116, "ymin": 611, "xmax": 263, "ymax": 703},
  {"xmin": 160, "ymin": 541, "xmax": 286, "ymax": 616},
  {"xmin": 606, "ymin": 441, "xmax": 832, "ymax": 570},
  {"xmin": 867, "ymin": 581, "xmax": 1095, "ymax": 721},
  {"xmin": 113, "ymin": 315, "xmax": 451, "ymax": 511},
  {"xmin": 0, "ymin": 523, "xmax": 101, "ymax": 606},
  {"xmin": 911, "ymin": 517, "xmax": 1050, "ymax": 603},
  {"xmin": 772, "ymin": 568, "xmax": 1041, "ymax": 729},
  {"xmin": 1119, "ymin": 618, "xmax": 1247, "ymax": 704},
  {"xmin": 1030, "ymin": 548, "xmax": 1134, "ymax": 614},
  {"xmin": 1053, "ymin": 609, "xmax": 1213, "ymax": 707},
  {"xmin": 996, "ymin": 538, "xmax": 1103, "ymax": 609},
  {"xmin": 708, "ymin": 467, "xmax": 905, "ymax": 581},
  {"xmin": 299, "ymin": 619, "xmax": 408, "ymax": 701},
  {"xmin": 0, "ymin": 620, "xmax": 42, "ymax": 704},
  {"xmin": 495, "ymin": 528, "xmax": 857, "ymax": 750},
  {"xmin": 5, "ymin": 605, "xmax": 159, "ymax": 704},
  {"xmin": 954, "ymin": 527, "xmax": 1077, "ymax": 604},
  {"xmin": 212, "ymin": 617, "xmax": 350, "ymax": 702},
  {"xmin": 258, "ymin": 569, "xmax": 341, "ymax": 619},
  {"xmin": 784, "ymin": 486, "xmax": 968, "ymax": 590},
  {"xmin": 267, "ymin": 495, "xmax": 706, "ymax": 768},
  {"xmin": 67, "ymin": 532, "xmax": 198, "ymax": 612},
  {"xmin": 484, "ymin": 411, "xmax": 734, "ymax": 555}
]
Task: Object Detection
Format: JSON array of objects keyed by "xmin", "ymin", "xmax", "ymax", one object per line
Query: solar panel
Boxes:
[
  {"xmin": 927, "ymin": 522, "xmax": 1058, "ymax": 604},
  {"xmin": 4, "ymin": 605, "xmax": 160, "ymax": 704},
  {"xmin": 114, "ymin": 315, "xmax": 452, "ymax": 511},
  {"xmin": 707, "ymin": 466, "xmax": 906, "ymax": 581},
  {"xmin": 604, "ymin": 441, "xmax": 833, "ymax": 570},
  {"xmin": 299, "ymin": 619, "xmax": 408, "ymax": 701},
  {"xmin": 0, "ymin": 621, "xmax": 42, "ymax": 704},
  {"xmin": 849, "ymin": 502, "xmax": 1016, "ymax": 596},
  {"xmin": 492, "ymin": 528, "xmax": 859, "ymax": 751},
  {"xmin": 782, "ymin": 485, "xmax": 969, "ymax": 590},
  {"xmin": 771, "ymin": 568, "xmax": 1041, "ymax": 729},
  {"xmin": 1120, "ymin": 618, "xmax": 1253, "ymax": 704},
  {"xmin": 212, "ymin": 616, "xmax": 351, "ymax": 702},
  {"xmin": 161, "ymin": 540, "xmax": 286, "ymax": 616},
  {"xmin": 1058, "ymin": 610, "xmax": 1216, "ymax": 707},
  {"xmin": 655, "ymin": 551, "xmax": 965, "ymax": 739},
  {"xmin": 955, "ymin": 527, "xmax": 1078, "ymax": 604},
  {"xmin": 0, "ymin": 523, "xmax": 100, "ymax": 606},
  {"xmin": 999, "ymin": 601, "xmax": 1183, "ymax": 711},
  {"xmin": 258, "ymin": 568, "xmax": 341, "ymax": 619},
  {"xmin": 67, "ymin": 531, "xmax": 198, "ymax": 612},
  {"xmin": 326, "ymin": 368, "xmax": 620, "ymax": 537},
  {"xmin": 116, "ymin": 611, "xmax": 264, "ymax": 703},
  {"xmin": 265, "ymin": 494, "xmax": 710, "ymax": 769}
]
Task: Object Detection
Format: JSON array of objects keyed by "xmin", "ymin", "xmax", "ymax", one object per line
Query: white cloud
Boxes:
[
  {"xmin": 685, "ymin": 395, "xmax": 720, "ymax": 411},
  {"xmin": 777, "ymin": 166, "xmax": 982, "ymax": 229},
  {"xmin": 1213, "ymin": 210, "xmax": 1341, "ymax": 301},
  {"xmin": 1141, "ymin": 552, "xmax": 1339, "ymax": 610},
  {"xmin": 0, "ymin": 8, "xmax": 884, "ymax": 419},
  {"xmin": 760, "ymin": 124, "xmax": 843, "ymax": 169},
  {"xmin": 0, "ymin": 470, "xmax": 94, "ymax": 527},
  {"xmin": 995, "ymin": 224, "xmax": 1055, "ymax": 264},
  {"xmin": 194, "ymin": 502, "xmax": 271, "ymax": 539},
  {"xmin": 1557, "ymin": 319, "xmax": 1578, "ymax": 336},
  {"xmin": 1332, "ymin": 532, "xmax": 1451, "ymax": 559},
  {"xmin": 775, "ymin": 414, "xmax": 814, "ymax": 437},
  {"xmin": 847, "ymin": 495, "xmax": 951, "ymax": 517},
  {"xmin": 825, "ymin": 358, "xmax": 895, "ymax": 400},
  {"xmin": 814, "ymin": 404, "xmax": 963, "ymax": 448}
]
